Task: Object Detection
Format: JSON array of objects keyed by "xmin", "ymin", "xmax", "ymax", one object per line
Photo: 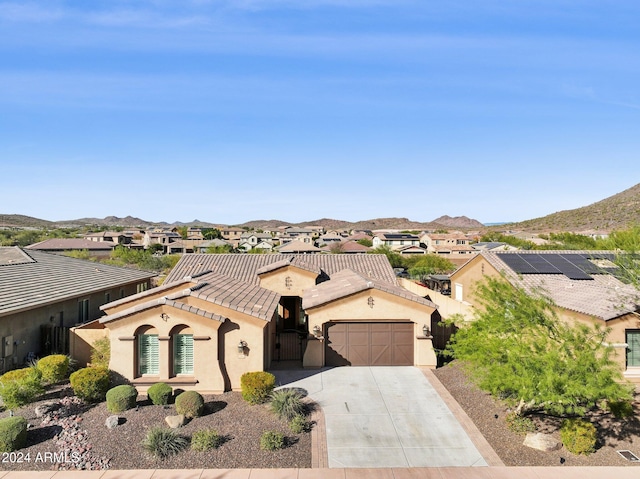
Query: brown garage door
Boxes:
[{"xmin": 325, "ymin": 322, "xmax": 414, "ymax": 366}]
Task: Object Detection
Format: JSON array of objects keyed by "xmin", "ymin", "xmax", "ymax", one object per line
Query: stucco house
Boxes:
[
  {"xmin": 0, "ymin": 247, "xmax": 154, "ymax": 374},
  {"xmin": 71, "ymin": 254, "xmax": 438, "ymax": 393},
  {"xmin": 26, "ymin": 238, "xmax": 118, "ymax": 258},
  {"xmin": 372, "ymin": 233, "xmax": 420, "ymax": 250},
  {"xmin": 449, "ymin": 250, "xmax": 640, "ymax": 383}
]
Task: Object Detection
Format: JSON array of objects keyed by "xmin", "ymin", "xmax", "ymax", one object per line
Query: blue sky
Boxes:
[{"xmin": 1, "ymin": 1, "xmax": 639, "ymax": 225}]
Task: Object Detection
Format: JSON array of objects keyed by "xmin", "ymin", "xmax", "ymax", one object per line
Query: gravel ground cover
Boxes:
[
  {"xmin": 434, "ymin": 361, "xmax": 640, "ymax": 467},
  {"xmin": 0, "ymin": 385, "xmax": 312, "ymax": 471}
]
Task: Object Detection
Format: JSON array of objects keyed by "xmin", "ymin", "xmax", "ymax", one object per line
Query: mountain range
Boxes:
[{"xmin": 2, "ymin": 182, "xmax": 639, "ymax": 232}]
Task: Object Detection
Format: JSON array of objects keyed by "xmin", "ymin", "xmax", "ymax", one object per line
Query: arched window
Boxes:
[
  {"xmin": 137, "ymin": 326, "xmax": 159, "ymax": 376},
  {"xmin": 172, "ymin": 326, "xmax": 194, "ymax": 375}
]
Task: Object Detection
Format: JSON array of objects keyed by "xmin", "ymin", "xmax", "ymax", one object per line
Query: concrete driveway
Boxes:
[{"xmin": 271, "ymin": 366, "xmax": 488, "ymax": 468}]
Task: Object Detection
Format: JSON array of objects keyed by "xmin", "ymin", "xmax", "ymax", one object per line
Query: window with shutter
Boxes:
[
  {"xmin": 174, "ymin": 334, "xmax": 194, "ymax": 375},
  {"xmin": 627, "ymin": 330, "xmax": 640, "ymax": 368},
  {"xmin": 138, "ymin": 334, "xmax": 159, "ymax": 375}
]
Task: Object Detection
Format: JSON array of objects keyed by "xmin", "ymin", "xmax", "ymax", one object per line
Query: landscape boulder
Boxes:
[
  {"xmin": 523, "ymin": 432, "xmax": 561, "ymax": 452},
  {"xmin": 165, "ymin": 414, "xmax": 186, "ymax": 429},
  {"xmin": 35, "ymin": 401, "xmax": 61, "ymax": 418},
  {"xmin": 105, "ymin": 415, "xmax": 120, "ymax": 429}
]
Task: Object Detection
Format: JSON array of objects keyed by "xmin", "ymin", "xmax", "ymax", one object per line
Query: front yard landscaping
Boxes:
[
  {"xmin": 0, "ymin": 383, "xmax": 312, "ymax": 471},
  {"xmin": 435, "ymin": 361, "xmax": 640, "ymax": 467}
]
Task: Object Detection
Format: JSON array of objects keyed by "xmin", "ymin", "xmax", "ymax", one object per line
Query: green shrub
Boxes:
[
  {"xmin": 106, "ymin": 384, "xmax": 138, "ymax": 413},
  {"xmin": 0, "ymin": 367, "xmax": 44, "ymax": 410},
  {"xmin": 270, "ymin": 388, "xmax": 306, "ymax": 421},
  {"xmin": 69, "ymin": 367, "xmax": 110, "ymax": 403},
  {"xmin": 191, "ymin": 429, "xmax": 223, "ymax": 451},
  {"xmin": 607, "ymin": 399, "xmax": 635, "ymax": 419},
  {"xmin": 260, "ymin": 430, "xmax": 285, "ymax": 451},
  {"xmin": 148, "ymin": 382, "xmax": 173, "ymax": 405},
  {"xmin": 0, "ymin": 416, "xmax": 28, "ymax": 452},
  {"xmin": 289, "ymin": 414, "xmax": 310, "ymax": 434},
  {"xmin": 140, "ymin": 427, "xmax": 189, "ymax": 459},
  {"xmin": 241, "ymin": 371, "xmax": 275, "ymax": 405},
  {"xmin": 37, "ymin": 354, "xmax": 70, "ymax": 384},
  {"xmin": 505, "ymin": 412, "xmax": 536, "ymax": 435},
  {"xmin": 175, "ymin": 390, "xmax": 204, "ymax": 418},
  {"xmin": 90, "ymin": 336, "xmax": 111, "ymax": 368},
  {"xmin": 0, "ymin": 367, "xmax": 42, "ymax": 383},
  {"xmin": 560, "ymin": 418, "xmax": 597, "ymax": 455}
]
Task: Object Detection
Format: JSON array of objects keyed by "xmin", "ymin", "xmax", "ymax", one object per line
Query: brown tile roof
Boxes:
[
  {"xmin": 26, "ymin": 238, "xmax": 117, "ymax": 251},
  {"xmin": 165, "ymin": 254, "xmax": 398, "ymax": 285},
  {"xmin": 480, "ymin": 250, "xmax": 639, "ymax": 321},
  {"xmin": 303, "ymin": 269, "xmax": 436, "ymax": 310},
  {"xmin": 192, "ymin": 272, "xmax": 280, "ymax": 321},
  {"xmin": 256, "ymin": 258, "xmax": 321, "ymax": 276},
  {"xmin": 101, "ymin": 271, "xmax": 280, "ymax": 323},
  {"xmin": 100, "ymin": 296, "xmax": 227, "ymax": 324},
  {"xmin": 277, "ymin": 241, "xmax": 321, "ymax": 253},
  {"xmin": 0, "ymin": 247, "xmax": 155, "ymax": 318}
]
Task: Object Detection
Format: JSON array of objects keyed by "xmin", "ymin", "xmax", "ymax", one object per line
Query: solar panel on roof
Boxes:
[
  {"xmin": 543, "ymin": 254, "xmax": 593, "ymax": 280},
  {"xmin": 518, "ymin": 254, "xmax": 563, "ymax": 274},
  {"xmin": 560, "ymin": 254, "xmax": 602, "ymax": 274},
  {"xmin": 498, "ymin": 254, "xmax": 538, "ymax": 274}
]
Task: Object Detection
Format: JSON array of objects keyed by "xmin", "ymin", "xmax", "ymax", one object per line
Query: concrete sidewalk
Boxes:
[
  {"xmin": 272, "ymin": 366, "xmax": 488, "ymax": 468},
  {"xmin": 2, "ymin": 466, "xmax": 639, "ymax": 478}
]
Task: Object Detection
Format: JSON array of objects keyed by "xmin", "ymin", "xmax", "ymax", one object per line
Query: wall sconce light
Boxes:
[
  {"xmin": 237, "ymin": 340, "xmax": 248, "ymax": 354},
  {"xmin": 312, "ymin": 325, "xmax": 322, "ymax": 337},
  {"xmin": 423, "ymin": 324, "xmax": 431, "ymax": 337},
  {"xmin": 160, "ymin": 313, "xmax": 169, "ymax": 321},
  {"xmin": 367, "ymin": 296, "xmax": 375, "ymax": 308}
]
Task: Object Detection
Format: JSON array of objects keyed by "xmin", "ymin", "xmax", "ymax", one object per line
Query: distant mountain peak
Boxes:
[{"xmin": 432, "ymin": 215, "xmax": 484, "ymax": 229}]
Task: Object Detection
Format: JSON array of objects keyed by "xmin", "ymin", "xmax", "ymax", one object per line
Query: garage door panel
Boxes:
[
  {"xmin": 392, "ymin": 324, "xmax": 414, "ymax": 366},
  {"xmin": 326, "ymin": 322, "xmax": 414, "ymax": 366},
  {"xmin": 325, "ymin": 323, "xmax": 349, "ymax": 366}
]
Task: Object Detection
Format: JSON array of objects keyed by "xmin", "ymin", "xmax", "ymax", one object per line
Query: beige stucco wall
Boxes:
[
  {"xmin": 104, "ymin": 304, "xmax": 224, "ymax": 393},
  {"xmin": 69, "ymin": 321, "xmax": 108, "ymax": 367},
  {"xmin": 398, "ymin": 278, "xmax": 474, "ymax": 322},
  {"xmin": 449, "ymin": 255, "xmax": 501, "ymax": 304},
  {"xmin": 305, "ymin": 288, "xmax": 436, "ymax": 367},
  {"xmin": 258, "ymin": 266, "xmax": 318, "ymax": 297},
  {"xmin": 103, "ymin": 296, "xmax": 273, "ymax": 393},
  {"xmin": 558, "ymin": 309, "xmax": 640, "ymax": 383}
]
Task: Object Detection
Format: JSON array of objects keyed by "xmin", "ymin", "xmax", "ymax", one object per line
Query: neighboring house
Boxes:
[
  {"xmin": 320, "ymin": 240, "xmax": 371, "ymax": 254},
  {"xmin": 71, "ymin": 254, "xmax": 437, "ymax": 393},
  {"xmin": 276, "ymin": 240, "xmax": 322, "ymax": 254},
  {"xmin": 304, "ymin": 225, "xmax": 325, "ymax": 234},
  {"xmin": 143, "ymin": 231, "xmax": 181, "ymax": 249},
  {"xmin": 196, "ymin": 239, "xmax": 232, "ymax": 253},
  {"xmin": 219, "ymin": 228, "xmax": 245, "ymax": 246},
  {"xmin": 186, "ymin": 227, "xmax": 204, "ymax": 240},
  {"xmin": 84, "ymin": 231, "xmax": 134, "ymax": 245},
  {"xmin": 471, "ymin": 242, "xmax": 519, "ymax": 252},
  {"xmin": 253, "ymin": 241, "xmax": 274, "ymax": 252},
  {"xmin": 26, "ymin": 238, "xmax": 117, "ymax": 258},
  {"xmin": 315, "ymin": 233, "xmax": 344, "ymax": 247},
  {"xmin": 0, "ymin": 247, "xmax": 154, "ymax": 373},
  {"xmin": 449, "ymin": 250, "xmax": 640, "ymax": 383},
  {"xmin": 239, "ymin": 232, "xmax": 273, "ymax": 248},
  {"xmin": 283, "ymin": 228, "xmax": 316, "ymax": 239},
  {"xmin": 372, "ymin": 233, "xmax": 420, "ymax": 250},
  {"xmin": 420, "ymin": 233, "xmax": 471, "ymax": 252},
  {"xmin": 396, "ymin": 245, "xmax": 428, "ymax": 255}
]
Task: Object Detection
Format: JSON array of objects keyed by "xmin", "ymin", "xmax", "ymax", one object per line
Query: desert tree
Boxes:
[{"xmin": 446, "ymin": 275, "xmax": 633, "ymax": 416}]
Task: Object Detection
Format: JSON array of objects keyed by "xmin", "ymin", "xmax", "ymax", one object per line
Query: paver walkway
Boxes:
[{"xmin": 272, "ymin": 366, "xmax": 487, "ymax": 468}]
